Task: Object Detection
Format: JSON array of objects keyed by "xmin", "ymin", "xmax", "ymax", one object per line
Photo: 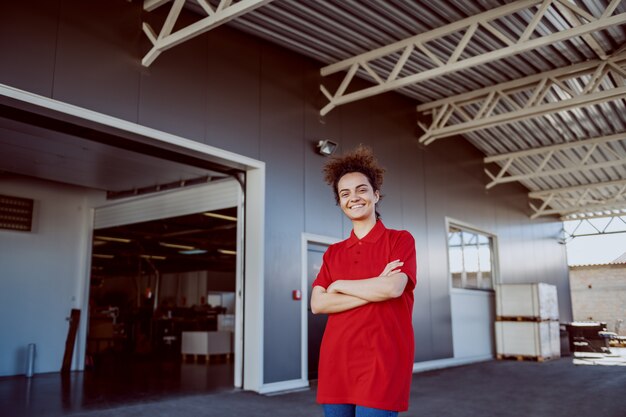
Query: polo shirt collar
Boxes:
[{"xmin": 346, "ymin": 220, "xmax": 386, "ymax": 247}]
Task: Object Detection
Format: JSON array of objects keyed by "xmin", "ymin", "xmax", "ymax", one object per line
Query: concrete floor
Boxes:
[{"xmin": 2, "ymin": 358, "xmax": 625, "ymax": 417}]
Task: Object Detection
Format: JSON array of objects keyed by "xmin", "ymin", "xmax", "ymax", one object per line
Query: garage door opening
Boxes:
[
  {"xmin": 0, "ymin": 83, "xmax": 265, "ymax": 395},
  {"xmin": 87, "ymin": 206, "xmax": 239, "ymax": 394},
  {"xmin": 85, "ymin": 177, "xmax": 244, "ymax": 401}
]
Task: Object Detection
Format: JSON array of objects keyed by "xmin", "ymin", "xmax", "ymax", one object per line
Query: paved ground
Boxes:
[{"xmin": 3, "ymin": 357, "xmax": 626, "ymax": 417}]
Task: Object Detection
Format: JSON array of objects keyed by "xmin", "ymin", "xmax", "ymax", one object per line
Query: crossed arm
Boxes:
[{"xmin": 310, "ymin": 260, "xmax": 408, "ymax": 315}]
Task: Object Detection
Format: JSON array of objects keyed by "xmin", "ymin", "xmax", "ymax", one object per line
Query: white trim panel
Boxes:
[
  {"xmin": 243, "ymin": 167, "xmax": 265, "ymax": 391},
  {"xmin": 412, "ymin": 355, "xmax": 493, "ymax": 373},
  {"xmin": 258, "ymin": 378, "xmax": 309, "ymax": 395}
]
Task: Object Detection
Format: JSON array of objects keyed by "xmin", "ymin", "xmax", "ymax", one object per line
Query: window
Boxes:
[{"xmin": 448, "ymin": 225, "xmax": 496, "ymax": 290}]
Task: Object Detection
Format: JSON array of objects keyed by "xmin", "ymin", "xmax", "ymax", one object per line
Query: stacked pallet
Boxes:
[{"xmin": 495, "ymin": 283, "xmax": 561, "ymax": 362}]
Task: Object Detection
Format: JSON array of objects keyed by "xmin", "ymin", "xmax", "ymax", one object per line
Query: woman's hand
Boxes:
[
  {"xmin": 380, "ymin": 259, "xmax": 404, "ymax": 277},
  {"xmin": 310, "ymin": 285, "xmax": 370, "ymax": 314}
]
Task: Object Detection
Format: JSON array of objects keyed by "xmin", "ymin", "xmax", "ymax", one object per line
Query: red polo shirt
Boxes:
[{"xmin": 312, "ymin": 221, "xmax": 417, "ymax": 411}]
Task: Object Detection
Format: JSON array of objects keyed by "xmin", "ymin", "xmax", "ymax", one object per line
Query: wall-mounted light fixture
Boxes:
[{"xmin": 317, "ymin": 140, "xmax": 338, "ymax": 156}]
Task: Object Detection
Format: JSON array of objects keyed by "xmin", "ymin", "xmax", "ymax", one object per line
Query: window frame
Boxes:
[{"xmin": 445, "ymin": 218, "xmax": 500, "ymax": 293}]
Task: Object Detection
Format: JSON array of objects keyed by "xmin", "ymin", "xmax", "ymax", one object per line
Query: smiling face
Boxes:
[{"xmin": 337, "ymin": 172, "xmax": 380, "ymax": 223}]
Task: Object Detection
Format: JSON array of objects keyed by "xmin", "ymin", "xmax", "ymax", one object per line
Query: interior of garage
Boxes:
[
  {"xmin": 0, "ymin": 98, "xmax": 244, "ymax": 395},
  {"xmin": 87, "ymin": 208, "xmax": 237, "ymax": 385}
]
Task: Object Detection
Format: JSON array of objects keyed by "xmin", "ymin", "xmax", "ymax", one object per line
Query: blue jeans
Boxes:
[{"xmin": 323, "ymin": 404, "xmax": 398, "ymax": 417}]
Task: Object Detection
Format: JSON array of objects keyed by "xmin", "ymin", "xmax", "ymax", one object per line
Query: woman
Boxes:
[{"xmin": 311, "ymin": 146, "xmax": 417, "ymax": 417}]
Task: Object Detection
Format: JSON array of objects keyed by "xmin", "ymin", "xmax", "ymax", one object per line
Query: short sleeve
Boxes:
[
  {"xmin": 391, "ymin": 231, "xmax": 417, "ymax": 291},
  {"xmin": 312, "ymin": 249, "xmax": 333, "ymax": 289}
]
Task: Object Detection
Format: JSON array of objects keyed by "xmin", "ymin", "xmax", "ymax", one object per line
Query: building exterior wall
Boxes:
[
  {"xmin": 570, "ymin": 264, "xmax": 626, "ymax": 335},
  {"xmin": 0, "ymin": 1, "xmax": 571, "ymax": 383}
]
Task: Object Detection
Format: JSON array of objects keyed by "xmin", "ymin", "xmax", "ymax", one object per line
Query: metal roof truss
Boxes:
[
  {"xmin": 318, "ymin": 0, "xmax": 626, "ymax": 116},
  {"xmin": 564, "ymin": 215, "xmax": 626, "ymax": 240},
  {"xmin": 484, "ymin": 132, "xmax": 626, "ymax": 189},
  {"xmin": 137, "ymin": 0, "xmax": 626, "ymax": 221},
  {"xmin": 416, "ymin": 52, "xmax": 626, "ymax": 144},
  {"xmin": 142, "ymin": 0, "xmax": 273, "ymax": 67},
  {"xmin": 529, "ymin": 178, "xmax": 626, "ymax": 219}
]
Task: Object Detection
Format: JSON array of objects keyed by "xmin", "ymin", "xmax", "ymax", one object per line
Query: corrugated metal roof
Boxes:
[{"xmin": 185, "ymin": 0, "xmax": 626, "ymax": 219}]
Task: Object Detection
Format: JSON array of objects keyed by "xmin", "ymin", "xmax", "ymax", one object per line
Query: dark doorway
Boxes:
[
  {"xmin": 307, "ymin": 242, "xmax": 329, "ymax": 380},
  {"xmin": 87, "ymin": 207, "xmax": 237, "ymax": 393}
]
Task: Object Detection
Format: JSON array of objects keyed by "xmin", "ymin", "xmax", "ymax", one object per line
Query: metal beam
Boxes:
[
  {"xmin": 530, "ymin": 178, "xmax": 626, "ymax": 197},
  {"xmin": 144, "ymin": 0, "xmax": 171, "ymax": 12},
  {"xmin": 484, "ymin": 132, "xmax": 626, "ymax": 189},
  {"xmin": 561, "ymin": 215, "xmax": 626, "ymax": 242},
  {"xmin": 553, "ymin": 0, "xmax": 608, "ymax": 60},
  {"xmin": 417, "ymin": 52, "xmax": 626, "ymax": 144},
  {"xmin": 319, "ymin": 0, "xmax": 626, "ymax": 116},
  {"xmin": 416, "ymin": 57, "xmax": 618, "ymax": 112},
  {"xmin": 534, "ymin": 201, "xmax": 626, "ymax": 219},
  {"xmin": 529, "ymin": 179, "xmax": 626, "ymax": 219},
  {"xmin": 142, "ymin": 0, "xmax": 273, "ymax": 67},
  {"xmin": 564, "ymin": 210, "xmax": 626, "ymax": 221}
]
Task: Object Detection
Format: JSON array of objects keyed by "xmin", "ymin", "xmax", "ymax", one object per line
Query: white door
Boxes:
[
  {"xmin": 447, "ymin": 220, "xmax": 498, "ymax": 361},
  {"xmin": 450, "ymin": 289, "xmax": 495, "ymax": 359}
]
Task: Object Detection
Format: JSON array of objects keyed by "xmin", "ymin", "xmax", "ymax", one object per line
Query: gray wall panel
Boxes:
[
  {"xmin": 205, "ymin": 27, "xmax": 261, "ymax": 159},
  {"xmin": 376, "ymin": 97, "xmax": 435, "ymax": 361},
  {"xmin": 493, "ymin": 188, "xmax": 517, "ymax": 283},
  {"xmin": 337, "ymin": 98, "xmax": 374, "ymax": 238},
  {"xmin": 52, "ymin": 0, "xmax": 141, "ymax": 121},
  {"xmin": 367, "ymin": 94, "xmax": 404, "ymax": 229},
  {"xmin": 138, "ymin": 10, "xmax": 207, "ymax": 142},
  {"xmin": 0, "ymin": 0, "xmax": 59, "ymax": 96},
  {"xmin": 422, "ymin": 141, "xmax": 478, "ymax": 359},
  {"xmin": 258, "ymin": 43, "xmax": 306, "ymax": 383},
  {"xmin": 303, "ymin": 66, "xmax": 343, "ymax": 238}
]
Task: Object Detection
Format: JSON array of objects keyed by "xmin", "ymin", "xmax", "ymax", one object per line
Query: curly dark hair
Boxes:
[{"xmin": 323, "ymin": 145, "xmax": 385, "ymax": 219}]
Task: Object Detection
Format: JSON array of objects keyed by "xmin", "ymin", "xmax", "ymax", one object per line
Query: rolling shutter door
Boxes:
[{"xmin": 94, "ymin": 178, "xmax": 240, "ymax": 229}]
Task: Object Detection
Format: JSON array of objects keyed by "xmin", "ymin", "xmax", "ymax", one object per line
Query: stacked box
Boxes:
[
  {"xmin": 495, "ymin": 283, "xmax": 558, "ymax": 321},
  {"xmin": 495, "ymin": 321, "xmax": 560, "ymax": 359},
  {"xmin": 495, "ymin": 283, "xmax": 560, "ymax": 361},
  {"xmin": 217, "ymin": 314, "xmax": 235, "ymax": 332},
  {"xmin": 181, "ymin": 330, "xmax": 233, "ymax": 357}
]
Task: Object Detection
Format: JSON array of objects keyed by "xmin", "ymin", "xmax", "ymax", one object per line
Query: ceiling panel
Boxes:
[{"xmin": 0, "ymin": 115, "xmax": 223, "ymax": 193}]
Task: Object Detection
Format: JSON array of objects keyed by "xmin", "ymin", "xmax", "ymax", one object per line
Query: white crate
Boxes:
[
  {"xmin": 495, "ymin": 283, "xmax": 559, "ymax": 320},
  {"xmin": 181, "ymin": 331, "xmax": 233, "ymax": 355},
  {"xmin": 181, "ymin": 331, "xmax": 208, "ymax": 355},
  {"xmin": 217, "ymin": 314, "xmax": 235, "ymax": 332},
  {"xmin": 495, "ymin": 321, "xmax": 561, "ymax": 359}
]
